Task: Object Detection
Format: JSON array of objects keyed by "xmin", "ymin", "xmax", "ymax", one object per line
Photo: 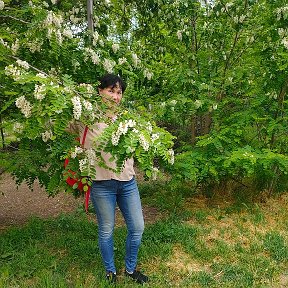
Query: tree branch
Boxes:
[{"xmin": 0, "ymin": 15, "xmax": 30, "ymax": 24}]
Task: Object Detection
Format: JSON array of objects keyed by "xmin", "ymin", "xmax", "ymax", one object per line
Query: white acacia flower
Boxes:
[
  {"xmin": 63, "ymin": 28, "xmax": 73, "ymax": 39},
  {"xmin": 34, "ymin": 84, "xmax": 46, "ymax": 101},
  {"xmin": 92, "ymin": 31, "xmax": 99, "ymax": 46},
  {"xmin": 177, "ymin": 30, "xmax": 182, "ymax": 41},
  {"xmin": 85, "ymin": 48, "xmax": 100, "ymax": 65},
  {"xmin": 152, "ymin": 167, "xmax": 159, "ymax": 180},
  {"xmin": 151, "ymin": 133, "xmax": 159, "ymax": 143},
  {"xmin": 168, "ymin": 149, "xmax": 174, "ymax": 165},
  {"xmin": 71, "ymin": 146, "xmax": 83, "ymax": 158},
  {"xmin": 112, "ymin": 43, "xmax": 120, "ymax": 53},
  {"xmin": 51, "ymin": 0, "xmax": 57, "ymax": 4},
  {"xmin": 143, "ymin": 69, "xmax": 153, "ymax": 80},
  {"xmin": 239, "ymin": 15, "xmax": 246, "ymax": 23},
  {"xmin": 0, "ymin": 1, "xmax": 4, "ymax": 10},
  {"xmin": 132, "ymin": 128, "xmax": 139, "ymax": 134},
  {"xmin": 15, "ymin": 96, "xmax": 33, "ymax": 118},
  {"xmin": 147, "ymin": 122, "xmax": 153, "ymax": 132},
  {"xmin": 170, "ymin": 100, "xmax": 177, "ymax": 106},
  {"xmin": 131, "ymin": 53, "xmax": 140, "ymax": 67},
  {"xmin": 0, "ymin": 38, "xmax": 9, "ymax": 48},
  {"xmin": 41, "ymin": 130, "xmax": 53, "ymax": 142},
  {"xmin": 16, "ymin": 60, "xmax": 30, "ymax": 70},
  {"xmin": 36, "ymin": 72, "xmax": 47, "ymax": 78},
  {"xmin": 139, "ymin": 134, "xmax": 149, "ymax": 151},
  {"xmin": 86, "ymin": 148, "xmax": 96, "ymax": 166},
  {"xmin": 79, "ymin": 158, "xmax": 87, "ymax": 172},
  {"xmin": 71, "ymin": 96, "xmax": 82, "ymax": 120},
  {"xmin": 13, "ymin": 122, "xmax": 24, "ymax": 134},
  {"xmin": 83, "ymin": 99, "xmax": 93, "ymax": 111},
  {"xmin": 111, "ymin": 132, "xmax": 120, "ymax": 146},
  {"xmin": 55, "ymin": 29, "xmax": 63, "ymax": 45},
  {"xmin": 5, "ymin": 64, "xmax": 21, "ymax": 80},
  {"xmin": 281, "ymin": 38, "xmax": 288, "ymax": 49},
  {"xmin": 11, "ymin": 39, "xmax": 20, "ymax": 55},
  {"xmin": 103, "ymin": 58, "xmax": 115, "ymax": 73},
  {"xmin": 27, "ymin": 40, "xmax": 42, "ymax": 53},
  {"xmin": 118, "ymin": 57, "xmax": 127, "ymax": 65}
]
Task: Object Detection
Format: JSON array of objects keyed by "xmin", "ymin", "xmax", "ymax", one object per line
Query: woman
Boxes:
[{"xmin": 77, "ymin": 74, "xmax": 148, "ymax": 284}]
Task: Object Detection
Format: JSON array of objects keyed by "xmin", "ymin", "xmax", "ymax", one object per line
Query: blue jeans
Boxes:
[{"xmin": 90, "ymin": 177, "xmax": 144, "ymax": 273}]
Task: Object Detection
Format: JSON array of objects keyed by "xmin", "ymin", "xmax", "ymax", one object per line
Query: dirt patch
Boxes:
[{"xmin": 0, "ymin": 173, "xmax": 163, "ymax": 230}]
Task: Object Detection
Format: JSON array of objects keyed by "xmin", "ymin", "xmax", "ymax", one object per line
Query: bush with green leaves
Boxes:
[{"xmin": 0, "ymin": 0, "xmax": 174, "ymax": 196}]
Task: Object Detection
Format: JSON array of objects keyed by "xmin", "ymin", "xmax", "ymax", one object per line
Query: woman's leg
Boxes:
[
  {"xmin": 116, "ymin": 177, "xmax": 145, "ymax": 272},
  {"xmin": 90, "ymin": 180, "xmax": 117, "ymax": 273}
]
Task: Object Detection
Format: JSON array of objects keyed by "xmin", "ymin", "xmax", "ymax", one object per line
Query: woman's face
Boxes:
[{"xmin": 99, "ymin": 83, "xmax": 123, "ymax": 105}]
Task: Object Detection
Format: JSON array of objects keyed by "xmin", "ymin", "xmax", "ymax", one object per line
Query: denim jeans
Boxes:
[{"xmin": 90, "ymin": 177, "xmax": 144, "ymax": 273}]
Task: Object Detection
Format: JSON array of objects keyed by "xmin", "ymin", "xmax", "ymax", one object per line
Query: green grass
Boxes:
[{"xmin": 1, "ymin": 183, "xmax": 288, "ymax": 287}]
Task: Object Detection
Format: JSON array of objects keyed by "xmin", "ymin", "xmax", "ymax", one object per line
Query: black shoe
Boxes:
[
  {"xmin": 125, "ymin": 270, "xmax": 149, "ymax": 284},
  {"xmin": 106, "ymin": 272, "xmax": 117, "ymax": 284}
]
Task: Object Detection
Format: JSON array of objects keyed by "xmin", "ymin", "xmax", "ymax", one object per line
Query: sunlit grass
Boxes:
[{"xmin": 0, "ymin": 182, "xmax": 287, "ymax": 287}]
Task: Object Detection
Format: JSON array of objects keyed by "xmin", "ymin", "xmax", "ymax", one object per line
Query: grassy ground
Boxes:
[{"xmin": 0, "ymin": 180, "xmax": 288, "ymax": 287}]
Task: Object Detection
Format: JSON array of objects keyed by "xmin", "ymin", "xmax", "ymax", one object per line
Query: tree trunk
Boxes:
[{"xmin": 0, "ymin": 113, "xmax": 5, "ymax": 149}]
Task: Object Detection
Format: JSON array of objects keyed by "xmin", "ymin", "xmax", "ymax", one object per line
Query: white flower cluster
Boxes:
[
  {"xmin": 177, "ymin": 30, "xmax": 182, "ymax": 41},
  {"xmin": 71, "ymin": 96, "xmax": 82, "ymax": 120},
  {"xmin": 118, "ymin": 57, "xmax": 127, "ymax": 65},
  {"xmin": 44, "ymin": 11, "xmax": 66, "ymax": 44},
  {"xmin": 276, "ymin": 6, "xmax": 288, "ymax": 21},
  {"xmin": 34, "ymin": 84, "xmax": 46, "ymax": 101},
  {"xmin": 151, "ymin": 133, "xmax": 160, "ymax": 143},
  {"xmin": 79, "ymin": 83, "xmax": 94, "ymax": 97},
  {"xmin": 92, "ymin": 31, "xmax": 99, "ymax": 46},
  {"xmin": 0, "ymin": 1, "xmax": 4, "ymax": 10},
  {"xmin": 13, "ymin": 122, "xmax": 24, "ymax": 134},
  {"xmin": 83, "ymin": 99, "xmax": 93, "ymax": 111},
  {"xmin": 71, "ymin": 146, "xmax": 83, "ymax": 158},
  {"xmin": 15, "ymin": 96, "xmax": 33, "ymax": 118},
  {"xmin": 0, "ymin": 38, "xmax": 9, "ymax": 48},
  {"xmin": 63, "ymin": 28, "xmax": 73, "ymax": 39},
  {"xmin": 170, "ymin": 100, "xmax": 177, "ymax": 106},
  {"xmin": 111, "ymin": 119, "xmax": 136, "ymax": 146},
  {"xmin": 84, "ymin": 47, "xmax": 100, "ymax": 65},
  {"xmin": 27, "ymin": 40, "xmax": 42, "ymax": 53},
  {"xmin": 36, "ymin": 72, "xmax": 47, "ymax": 78},
  {"xmin": 85, "ymin": 148, "xmax": 96, "ymax": 166},
  {"xmin": 131, "ymin": 53, "xmax": 141, "ymax": 67},
  {"xmin": 41, "ymin": 130, "xmax": 53, "ymax": 142},
  {"xmin": 103, "ymin": 58, "xmax": 116, "ymax": 73},
  {"xmin": 143, "ymin": 69, "xmax": 153, "ymax": 80},
  {"xmin": 233, "ymin": 14, "xmax": 246, "ymax": 24},
  {"xmin": 167, "ymin": 149, "xmax": 175, "ymax": 165},
  {"xmin": 45, "ymin": 11, "xmax": 63, "ymax": 28},
  {"xmin": 152, "ymin": 167, "xmax": 159, "ymax": 180},
  {"xmin": 139, "ymin": 134, "xmax": 150, "ymax": 151},
  {"xmin": 69, "ymin": 6, "xmax": 82, "ymax": 24},
  {"xmin": 112, "ymin": 43, "xmax": 120, "ymax": 53},
  {"xmin": 79, "ymin": 148, "xmax": 97, "ymax": 173},
  {"xmin": 79, "ymin": 158, "xmax": 87, "ymax": 172},
  {"xmin": 5, "ymin": 64, "xmax": 21, "ymax": 80},
  {"xmin": 16, "ymin": 60, "xmax": 30, "ymax": 70},
  {"xmin": 147, "ymin": 121, "xmax": 153, "ymax": 132},
  {"xmin": 281, "ymin": 38, "xmax": 288, "ymax": 49}
]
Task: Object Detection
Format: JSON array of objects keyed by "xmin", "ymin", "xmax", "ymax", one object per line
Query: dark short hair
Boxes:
[{"xmin": 98, "ymin": 74, "xmax": 126, "ymax": 93}]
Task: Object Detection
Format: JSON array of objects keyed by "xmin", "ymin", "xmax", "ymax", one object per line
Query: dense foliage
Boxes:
[{"xmin": 1, "ymin": 0, "xmax": 288, "ymax": 196}]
